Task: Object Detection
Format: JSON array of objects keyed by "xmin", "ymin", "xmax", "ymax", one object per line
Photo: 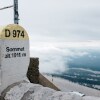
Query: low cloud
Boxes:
[{"xmin": 30, "ymin": 42, "xmax": 99, "ymax": 73}]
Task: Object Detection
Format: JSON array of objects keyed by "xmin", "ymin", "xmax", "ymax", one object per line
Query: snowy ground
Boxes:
[
  {"xmin": 44, "ymin": 74, "xmax": 100, "ymax": 97},
  {"xmin": 2, "ymin": 79, "xmax": 100, "ymax": 100}
]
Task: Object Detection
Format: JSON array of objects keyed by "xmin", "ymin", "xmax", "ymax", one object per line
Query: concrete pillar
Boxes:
[{"xmin": 0, "ymin": 24, "xmax": 30, "ymax": 94}]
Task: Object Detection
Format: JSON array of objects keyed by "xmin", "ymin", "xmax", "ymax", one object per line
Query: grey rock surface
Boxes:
[{"xmin": 1, "ymin": 81, "xmax": 100, "ymax": 100}]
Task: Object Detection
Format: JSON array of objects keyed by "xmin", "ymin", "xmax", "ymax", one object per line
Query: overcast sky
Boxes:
[{"xmin": 0, "ymin": 0, "xmax": 100, "ymax": 42}]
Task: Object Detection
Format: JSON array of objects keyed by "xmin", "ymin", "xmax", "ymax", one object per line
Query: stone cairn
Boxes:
[{"xmin": 27, "ymin": 58, "xmax": 39, "ymax": 84}]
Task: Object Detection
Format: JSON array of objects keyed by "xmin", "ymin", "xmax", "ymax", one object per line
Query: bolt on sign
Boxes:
[{"xmin": 0, "ymin": 24, "xmax": 30, "ymax": 93}]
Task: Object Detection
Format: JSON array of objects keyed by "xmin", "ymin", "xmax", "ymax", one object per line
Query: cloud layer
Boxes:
[{"xmin": 30, "ymin": 41, "xmax": 100, "ymax": 73}]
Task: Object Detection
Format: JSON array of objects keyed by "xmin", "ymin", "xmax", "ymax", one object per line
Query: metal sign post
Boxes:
[
  {"xmin": 14, "ymin": 0, "xmax": 19, "ymax": 24},
  {"xmin": 0, "ymin": 0, "xmax": 19, "ymax": 24}
]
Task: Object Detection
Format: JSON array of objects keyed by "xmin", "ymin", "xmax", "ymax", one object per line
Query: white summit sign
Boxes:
[{"xmin": 0, "ymin": 24, "xmax": 30, "ymax": 93}]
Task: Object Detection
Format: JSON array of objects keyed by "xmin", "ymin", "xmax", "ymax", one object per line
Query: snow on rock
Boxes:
[
  {"xmin": 47, "ymin": 92, "xmax": 82, "ymax": 100},
  {"xmin": 24, "ymin": 87, "xmax": 56, "ymax": 100},
  {"xmin": 83, "ymin": 96, "xmax": 100, "ymax": 100},
  {"xmin": 1, "ymin": 80, "xmax": 100, "ymax": 100}
]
